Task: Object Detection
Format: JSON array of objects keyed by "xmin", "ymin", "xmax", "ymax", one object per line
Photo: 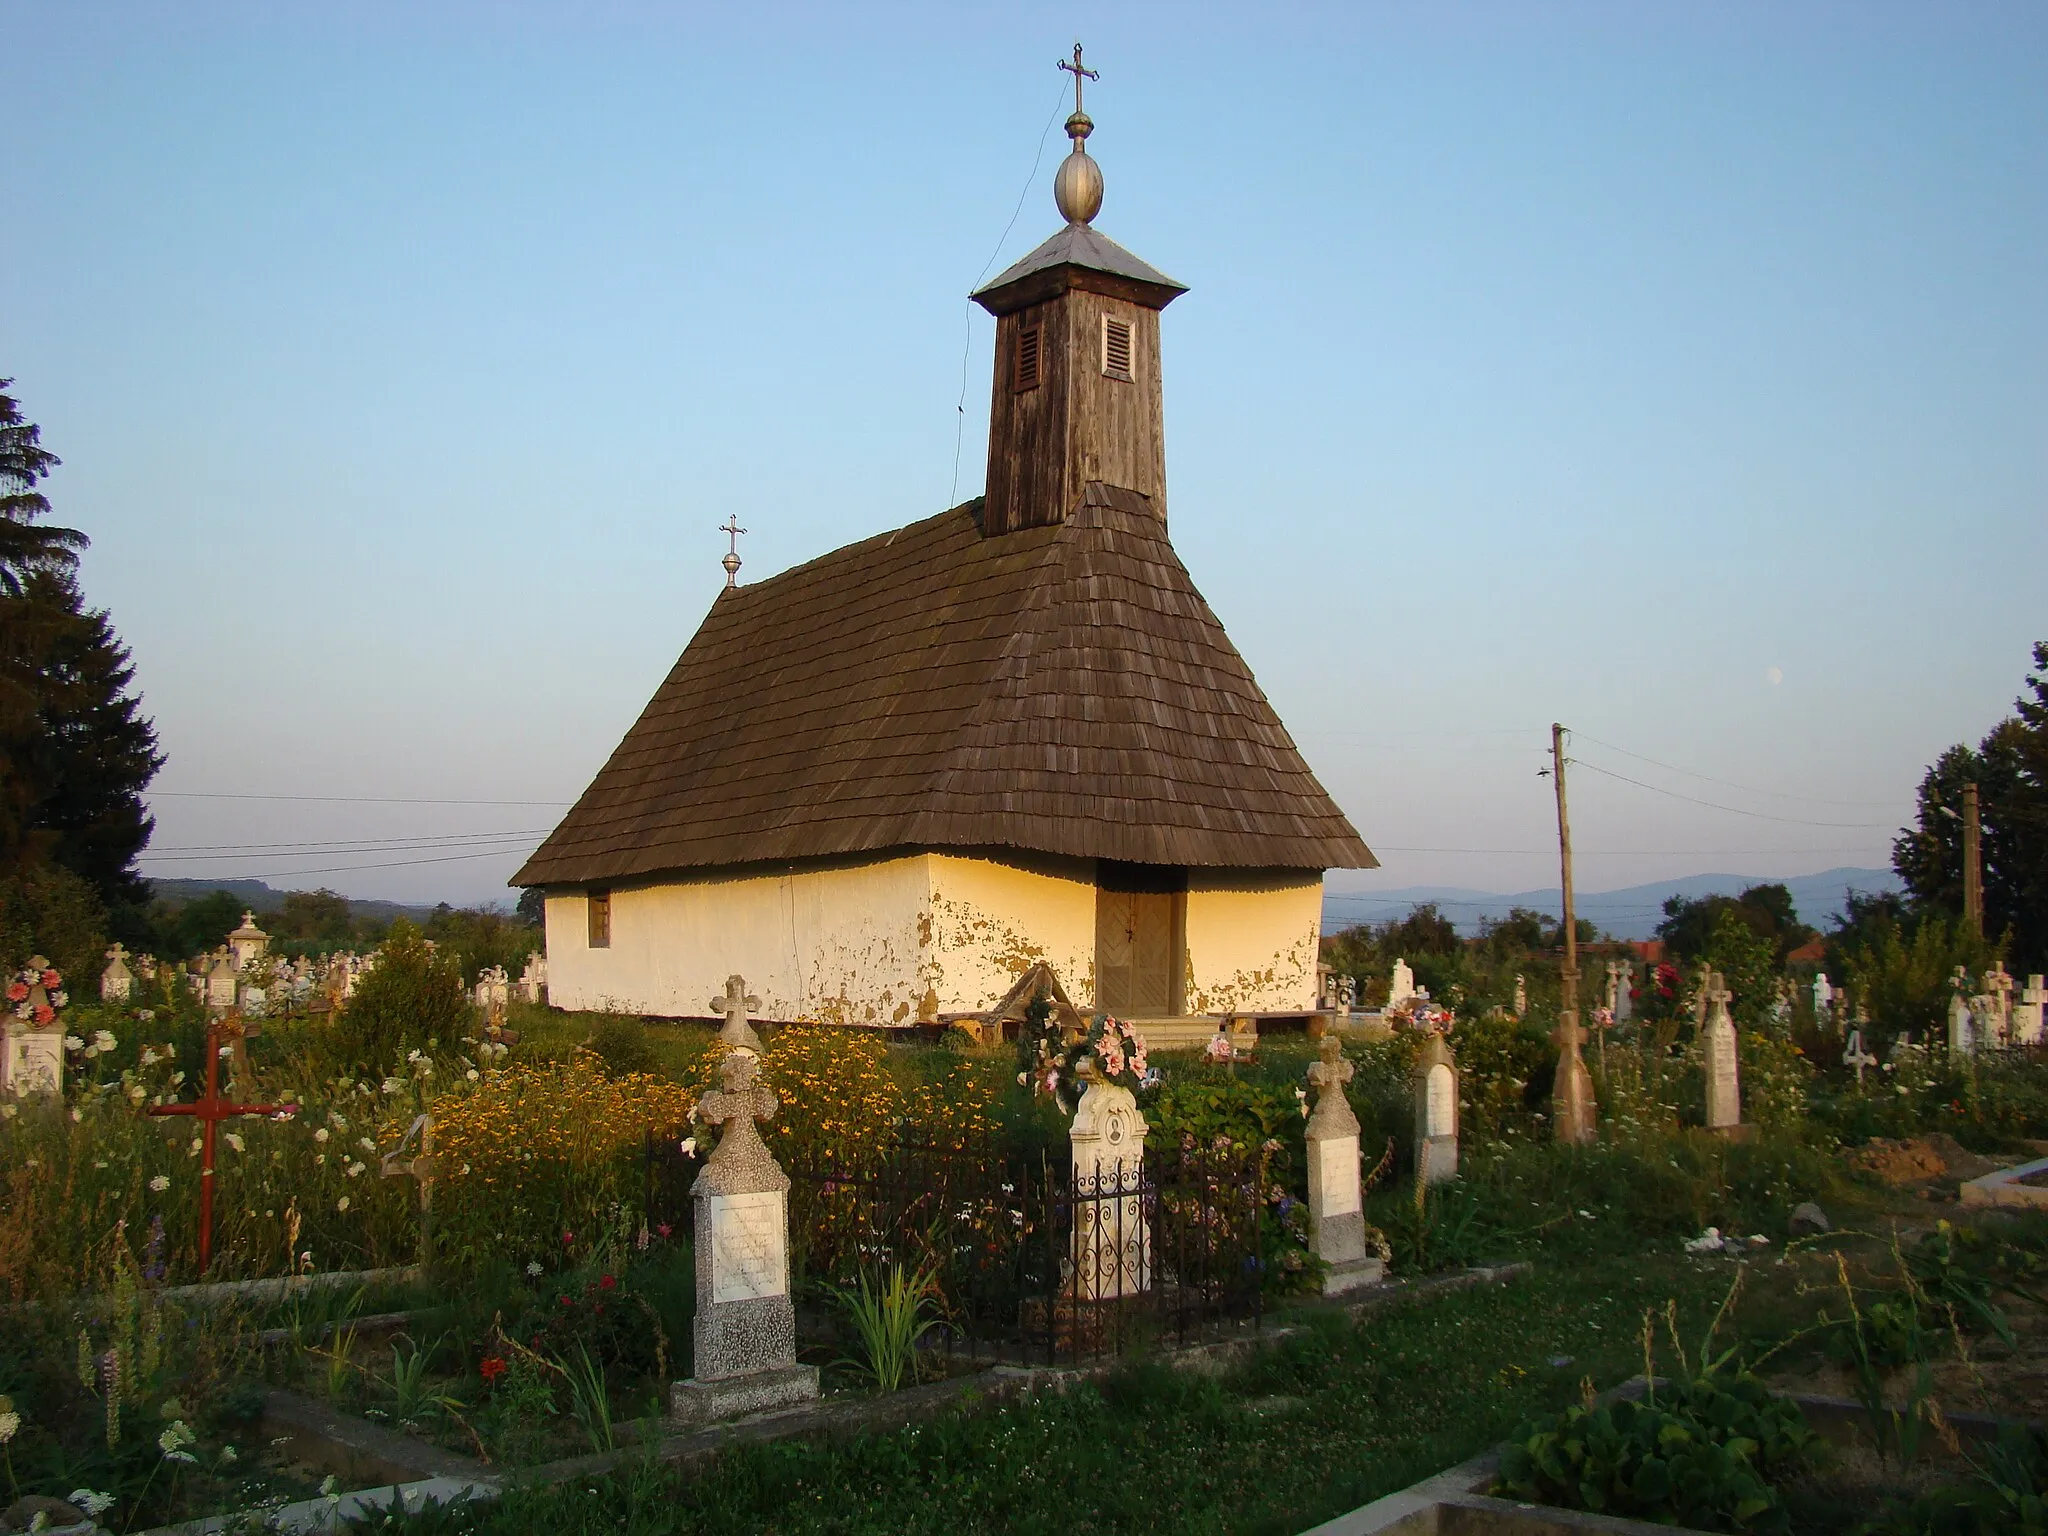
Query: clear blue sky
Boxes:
[{"xmin": 6, "ymin": 2, "xmax": 2043, "ymax": 916}]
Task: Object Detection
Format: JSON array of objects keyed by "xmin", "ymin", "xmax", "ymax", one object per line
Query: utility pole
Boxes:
[
  {"xmin": 1963, "ymin": 780, "xmax": 1983, "ymax": 937},
  {"xmin": 1549, "ymin": 723, "xmax": 1596, "ymax": 1144}
]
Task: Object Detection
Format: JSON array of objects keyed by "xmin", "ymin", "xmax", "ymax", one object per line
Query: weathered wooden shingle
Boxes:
[{"xmin": 512, "ymin": 485, "xmax": 1375, "ymax": 887}]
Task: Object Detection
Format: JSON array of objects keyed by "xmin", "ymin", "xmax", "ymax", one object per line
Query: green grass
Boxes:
[{"xmin": 352, "ymin": 1256, "xmax": 1733, "ymax": 1536}]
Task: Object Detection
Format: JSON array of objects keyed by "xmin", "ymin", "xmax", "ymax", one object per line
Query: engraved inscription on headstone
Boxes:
[
  {"xmin": 1317, "ymin": 1136, "xmax": 1360, "ymax": 1218},
  {"xmin": 710, "ymin": 1191, "xmax": 787, "ymax": 1305},
  {"xmin": 1426, "ymin": 1062, "xmax": 1455, "ymax": 1138}
]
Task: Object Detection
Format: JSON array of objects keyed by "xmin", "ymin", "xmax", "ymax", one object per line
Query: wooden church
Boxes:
[{"xmin": 513, "ymin": 68, "xmax": 1376, "ymax": 1033}]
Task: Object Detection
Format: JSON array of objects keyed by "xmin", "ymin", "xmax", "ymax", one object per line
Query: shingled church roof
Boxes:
[{"xmin": 512, "ymin": 484, "xmax": 1375, "ymax": 888}]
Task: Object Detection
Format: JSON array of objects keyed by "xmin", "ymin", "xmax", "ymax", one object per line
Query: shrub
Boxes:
[
  {"xmin": 581, "ymin": 1016, "xmax": 658, "ymax": 1079},
  {"xmin": 1497, "ymin": 1374, "xmax": 1820, "ymax": 1534},
  {"xmin": 327, "ymin": 920, "xmax": 470, "ymax": 1070},
  {"xmin": 431, "ymin": 1056, "xmax": 695, "ymax": 1269}
]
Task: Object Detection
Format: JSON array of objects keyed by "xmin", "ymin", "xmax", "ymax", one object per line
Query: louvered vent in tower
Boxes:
[
  {"xmin": 1101, "ymin": 316, "xmax": 1134, "ymax": 381},
  {"xmin": 1013, "ymin": 325, "xmax": 1042, "ymax": 392}
]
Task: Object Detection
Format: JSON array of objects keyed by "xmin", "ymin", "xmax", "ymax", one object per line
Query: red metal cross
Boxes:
[{"xmin": 147, "ymin": 1020, "xmax": 294, "ymax": 1276}]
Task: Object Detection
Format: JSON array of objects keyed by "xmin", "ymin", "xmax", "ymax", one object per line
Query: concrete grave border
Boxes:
[{"xmin": 1960, "ymin": 1154, "xmax": 2048, "ymax": 1210}]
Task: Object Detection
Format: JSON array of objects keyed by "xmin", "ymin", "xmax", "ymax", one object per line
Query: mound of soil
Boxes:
[{"xmin": 1851, "ymin": 1137, "xmax": 1949, "ymax": 1185}]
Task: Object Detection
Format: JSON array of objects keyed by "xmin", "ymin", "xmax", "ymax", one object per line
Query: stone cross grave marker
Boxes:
[
  {"xmin": 101, "ymin": 944, "xmax": 134, "ymax": 1003},
  {"xmin": 1303, "ymin": 1035, "xmax": 1380, "ymax": 1294},
  {"xmin": 1069, "ymin": 1057, "xmax": 1151, "ymax": 1300},
  {"xmin": 1615, "ymin": 964, "xmax": 1634, "ymax": 1024},
  {"xmin": 227, "ymin": 911, "xmax": 270, "ymax": 971},
  {"xmin": 381, "ymin": 1113, "xmax": 440, "ymax": 1266},
  {"xmin": 1985, "ymin": 966, "xmax": 2016, "ymax": 1048},
  {"xmin": 2018, "ymin": 975, "xmax": 2047, "ymax": 1048},
  {"xmin": 1603, "ymin": 961, "xmax": 1621, "ymax": 1018},
  {"xmin": 1413, "ymin": 1028, "xmax": 1460, "ymax": 1188},
  {"xmin": 1513, "ymin": 974, "xmax": 1527, "ymax": 1019},
  {"xmin": 1701, "ymin": 970, "xmax": 1744, "ymax": 1133},
  {"xmin": 670, "ymin": 1051, "xmax": 817, "ymax": 1423},
  {"xmin": 1844, "ymin": 1029, "xmax": 1877, "ymax": 1085},
  {"xmin": 710, "ymin": 974, "xmax": 764, "ymax": 1054},
  {"xmin": 1813, "ymin": 972, "xmax": 1833, "ymax": 1022},
  {"xmin": 1552, "ymin": 1003, "xmax": 1597, "ymax": 1144}
]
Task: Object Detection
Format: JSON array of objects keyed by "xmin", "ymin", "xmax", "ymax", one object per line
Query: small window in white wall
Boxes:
[{"xmin": 587, "ymin": 890, "xmax": 611, "ymax": 949}]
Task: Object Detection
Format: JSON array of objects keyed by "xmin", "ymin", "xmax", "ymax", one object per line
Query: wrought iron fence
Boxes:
[{"xmin": 644, "ymin": 1132, "xmax": 1270, "ymax": 1366}]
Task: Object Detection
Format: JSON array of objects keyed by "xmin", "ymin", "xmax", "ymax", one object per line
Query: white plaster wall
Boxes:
[
  {"xmin": 542, "ymin": 855, "xmax": 931, "ymax": 1021},
  {"xmin": 926, "ymin": 853, "xmax": 1098, "ymax": 1013},
  {"xmin": 1183, "ymin": 873, "xmax": 1324, "ymax": 1014}
]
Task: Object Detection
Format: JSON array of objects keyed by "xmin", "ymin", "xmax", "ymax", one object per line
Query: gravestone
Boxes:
[
  {"xmin": 1603, "ymin": 961, "xmax": 1621, "ymax": 1019},
  {"xmin": 1069, "ymin": 1058, "xmax": 1150, "ymax": 1300},
  {"xmin": 204, "ymin": 951, "xmax": 239, "ymax": 1014},
  {"xmin": 1985, "ymin": 967, "xmax": 2016, "ymax": 1048},
  {"xmin": 3, "ymin": 958, "xmax": 65, "ymax": 1097},
  {"xmin": 1303, "ymin": 1035, "xmax": 1381, "ymax": 1294},
  {"xmin": 1701, "ymin": 971, "xmax": 1745, "ymax": 1134},
  {"xmin": 710, "ymin": 975, "xmax": 764, "ymax": 1055},
  {"xmin": 2017, "ymin": 976, "xmax": 2047, "ymax": 1048},
  {"xmin": 1813, "ymin": 973, "xmax": 1833, "ymax": 1021},
  {"xmin": 1553, "ymin": 1007, "xmax": 1597, "ymax": 1144},
  {"xmin": 1614, "ymin": 964, "xmax": 1633, "ymax": 1024},
  {"xmin": 670, "ymin": 1051, "xmax": 817, "ymax": 1423},
  {"xmin": 1317, "ymin": 961, "xmax": 1335, "ymax": 1012},
  {"xmin": 1512, "ymin": 974, "xmax": 1526, "ymax": 1020},
  {"xmin": 1388, "ymin": 959, "xmax": 1417, "ymax": 1013},
  {"xmin": 1949, "ymin": 991, "xmax": 1975, "ymax": 1056},
  {"xmin": 517, "ymin": 952, "xmax": 546, "ymax": 1005},
  {"xmin": 227, "ymin": 911, "xmax": 270, "ymax": 971},
  {"xmin": 1844, "ymin": 1029, "xmax": 1877, "ymax": 1085},
  {"xmin": 101, "ymin": 944, "xmax": 134, "ymax": 1003},
  {"xmin": 1413, "ymin": 1029, "xmax": 1459, "ymax": 1186}
]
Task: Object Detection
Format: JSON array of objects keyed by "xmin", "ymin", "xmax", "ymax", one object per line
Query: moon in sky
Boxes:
[{"xmin": 1766, "ymin": 665, "xmax": 1784, "ymax": 686}]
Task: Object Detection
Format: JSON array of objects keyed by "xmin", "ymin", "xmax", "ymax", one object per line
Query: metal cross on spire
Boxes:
[
  {"xmin": 1058, "ymin": 42, "xmax": 1098, "ymax": 117},
  {"xmin": 719, "ymin": 515, "xmax": 747, "ymax": 589}
]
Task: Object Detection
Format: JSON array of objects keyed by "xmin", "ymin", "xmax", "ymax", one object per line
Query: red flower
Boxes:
[
  {"xmin": 655, "ymin": 1223, "xmax": 673, "ymax": 1240},
  {"xmin": 599, "ymin": 1274, "xmax": 617, "ymax": 1291},
  {"xmin": 562, "ymin": 1230, "xmax": 575, "ymax": 1246},
  {"xmin": 559, "ymin": 1294, "xmax": 574, "ymax": 1307},
  {"xmin": 40, "ymin": 970, "xmax": 59, "ymax": 989},
  {"xmin": 5, "ymin": 982, "xmax": 25, "ymax": 1002},
  {"xmin": 479, "ymin": 1356, "xmax": 507, "ymax": 1383},
  {"xmin": 31, "ymin": 1005, "xmax": 53, "ymax": 1026}
]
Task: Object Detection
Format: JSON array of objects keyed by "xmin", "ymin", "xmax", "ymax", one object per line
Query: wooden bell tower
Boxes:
[{"xmin": 972, "ymin": 49, "xmax": 1187, "ymax": 538}]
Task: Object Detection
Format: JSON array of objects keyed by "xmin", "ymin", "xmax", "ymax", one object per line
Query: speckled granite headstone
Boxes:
[
  {"xmin": 1305, "ymin": 1034, "xmax": 1382, "ymax": 1295},
  {"xmin": 670, "ymin": 1050, "xmax": 818, "ymax": 1424}
]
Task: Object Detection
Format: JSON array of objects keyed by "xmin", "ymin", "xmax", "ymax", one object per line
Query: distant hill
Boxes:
[
  {"xmin": 1321, "ymin": 867, "xmax": 1902, "ymax": 941},
  {"xmin": 146, "ymin": 877, "xmax": 442, "ymax": 927}
]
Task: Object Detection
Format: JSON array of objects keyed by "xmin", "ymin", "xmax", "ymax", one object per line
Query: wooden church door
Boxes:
[{"xmin": 1095, "ymin": 863, "xmax": 1186, "ymax": 1016}]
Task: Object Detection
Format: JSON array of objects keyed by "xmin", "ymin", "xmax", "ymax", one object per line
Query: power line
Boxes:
[
  {"xmin": 1570, "ymin": 731, "xmax": 1902, "ymax": 808},
  {"xmin": 161, "ymin": 846, "xmax": 538, "ymax": 880},
  {"xmin": 142, "ymin": 828, "xmax": 553, "ymax": 856},
  {"xmin": 142, "ymin": 839, "xmax": 539, "ymax": 866},
  {"xmin": 1369, "ymin": 845, "xmax": 1885, "ymax": 856},
  {"xmin": 1568, "ymin": 759, "xmax": 1897, "ymax": 829}
]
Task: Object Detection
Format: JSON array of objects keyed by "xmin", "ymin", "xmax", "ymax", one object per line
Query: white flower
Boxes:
[
  {"xmin": 0, "ymin": 1103, "xmax": 14, "ymax": 1120},
  {"xmin": 359, "ymin": 1137, "xmax": 377, "ymax": 1153},
  {"xmin": 69, "ymin": 1108, "xmax": 82, "ymax": 1123},
  {"xmin": 149, "ymin": 1174, "xmax": 170, "ymax": 1193},
  {"xmin": 346, "ymin": 1161, "xmax": 366, "ymax": 1178},
  {"xmin": 93, "ymin": 1030, "xmax": 117, "ymax": 1053},
  {"xmin": 225, "ymin": 1132, "xmax": 245, "ymax": 1153},
  {"xmin": 127, "ymin": 1085, "xmax": 146, "ymax": 1103},
  {"xmin": 465, "ymin": 1068, "xmax": 480, "ymax": 1082},
  {"xmin": 316, "ymin": 1154, "xmax": 326, "ymax": 1166},
  {"xmin": 139, "ymin": 1046, "xmax": 159, "ymax": 1067},
  {"xmin": 320, "ymin": 1474, "xmax": 341, "ymax": 1497},
  {"xmin": 527, "ymin": 1261, "xmax": 543, "ymax": 1277},
  {"xmin": 63, "ymin": 1035, "xmax": 84, "ymax": 1051},
  {"xmin": 159, "ymin": 1419, "xmax": 197, "ymax": 1458},
  {"xmin": 219, "ymin": 1444, "xmax": 238, "ymax": 1464},
  {"xmin": 336, "ymin": 1196, "xmax": 350, "ymax": 1212},
  {"xmin": 680, "ymin": 1137, "xmax": 698, "ymax": 1157},
  {"xmin": 188, "ymin": 1137, "xmax": 202, "ymax": 1156},
  {"xmin": 406, "ymin": 1048, "xmax": 424, "ymax": 1063},
  {"xmin": 381, "ymin": 1078, "xmax": 402, "ymax": 1095},
  {"xmin": 70, "ymin": 1490, "xmax": 117, "ymax": 1517},
  {"xmin": 314, "ymin": 1127, "xmax": 330, "ymax": 1143}
]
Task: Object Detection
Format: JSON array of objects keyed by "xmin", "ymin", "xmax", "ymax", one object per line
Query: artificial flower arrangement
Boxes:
[
  {"xmin": 6, "ymin": 961, "xmax": 65, "ymax": 1026},
  {"xmin": 1388, "ymin": 994, "xmax": 1456, "ymax": 1034},
  {"xmin": 1014, "ymin": 990, "xmax": 1159, "ymax": 1115}
]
